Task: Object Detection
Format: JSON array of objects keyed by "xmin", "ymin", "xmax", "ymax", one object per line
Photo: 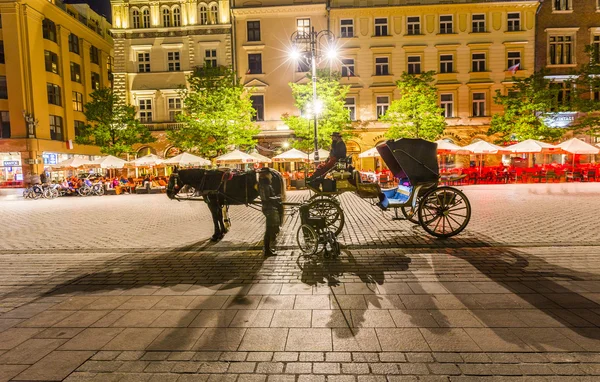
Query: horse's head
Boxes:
[{"xmin": 166, "ymin": 172, "xmax": 181, "ymax": 199}]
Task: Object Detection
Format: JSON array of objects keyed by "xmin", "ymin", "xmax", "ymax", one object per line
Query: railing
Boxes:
[{"xmin": 143, "ymin": 122, "xmax": 185, "ymax": 131}]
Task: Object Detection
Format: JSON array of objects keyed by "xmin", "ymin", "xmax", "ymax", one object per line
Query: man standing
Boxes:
[
  {"xmin": 258, "ymin": 168, "xmax": 282, "ymax": 257},
  {"xmin": 308, "ymin": 132, "xmax": 347, "ymax": 189}
]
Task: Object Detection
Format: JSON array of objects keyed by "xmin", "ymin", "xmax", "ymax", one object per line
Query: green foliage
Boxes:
[
  {"xmin": 569, "ymin": 45, "xmax": 600, "ymax": 138},
  {"xmin": 488, "ymin": 71, "xmax": 564, "ymax": 143},
  {"xmin": 76, "ymin": 88, "xmax": 154, "ymax": 156},
  {"xmin": 383, "ymin": 71, "xmax": 446, "ymax": 141},
  {"xmin": 167, "ymin": 66, "xmax": 259, "ymax": 157},
  {"xmin": 282, "ymin": 70, "xmax": 352, "ymax": 151}
]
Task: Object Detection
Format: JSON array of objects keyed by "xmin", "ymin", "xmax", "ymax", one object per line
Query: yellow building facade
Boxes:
[
  {"xmin": 0, "ymin": 0, "xmax": 113, "ymax": 185},
  {"xmin": 232, "ymin": 0, "xmax": 539, "ymax": 162}
]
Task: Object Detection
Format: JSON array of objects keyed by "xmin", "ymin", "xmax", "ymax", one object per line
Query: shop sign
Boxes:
[
  {"xmin": 3, "ymin": 161, "xmax": 19, "ymax": 166},
  {"xmin": 43, "ymin": 153, "xmax": 58, "ymax": 165},
  {"xmin": 543, "ymin": 112, "xmax": 578, "ymax": 128}
]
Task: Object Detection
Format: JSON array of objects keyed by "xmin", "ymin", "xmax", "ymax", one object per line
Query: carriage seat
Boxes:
[
  {"xmin": 378, "ymin": 185, "xmax": 413, "ymax": 209},
  {"xmin": 352, "ymin": 171, "xmax": 382, "ymax": 198}
]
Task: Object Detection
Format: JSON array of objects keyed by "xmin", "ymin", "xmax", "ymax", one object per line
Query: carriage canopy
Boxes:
[{"xmin": 376, "ymin": 138, "xmax": 439, "ymax": 185}]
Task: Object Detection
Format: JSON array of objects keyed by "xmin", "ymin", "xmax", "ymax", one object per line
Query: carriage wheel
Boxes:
[
  {"xmin": 306, "ymin": 199, "xmax": 345, "ymax": 236},
  {"xmin": 297, "ymin": 224, "xmax": 319, "ymax": 256},
  {"xmin": 417, "ymin": 187, "xmax": 471, "ymax": 238},
  {"xmin": 400, "ymin": 197, "xmax": 421, "ymax": 224},
  {"xmin": 309, "ymin": 193, "xmax": 340, "ymax": 204}
]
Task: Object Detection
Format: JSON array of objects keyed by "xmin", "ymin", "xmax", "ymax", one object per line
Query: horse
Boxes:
[{"xmin": 167, "ymin": 168, "xmax": 285, "ymax": 241}]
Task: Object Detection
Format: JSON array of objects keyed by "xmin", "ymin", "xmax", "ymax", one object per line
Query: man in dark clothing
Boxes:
[
  {"xmin": 307, "ymin": 132, "xmax": 347, "ymax": 190},
  {"xmin": 258, "ymin": 168, "xmax": 281, "ymax": 257}
]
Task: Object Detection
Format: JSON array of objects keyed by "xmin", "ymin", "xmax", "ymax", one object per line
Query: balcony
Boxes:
[{"xmin": 143, "ymin": 122, "xmax": 184, "ymax": 131}]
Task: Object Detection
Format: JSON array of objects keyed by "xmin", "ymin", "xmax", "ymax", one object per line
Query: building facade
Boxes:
[
  {"xmin": 231, "ymin": 0, "xmax": 539, "ymax": 158},
  {"xmin": 535, "ymin": 0, "xmax": 600, "ymax": 134},
  {"xmin": 0, "ymin": 0, "xmax": 113, "ymax": 186},
  {"xmin": 110, "ymin": 0, "xmax": 232, "ymax": 158}
]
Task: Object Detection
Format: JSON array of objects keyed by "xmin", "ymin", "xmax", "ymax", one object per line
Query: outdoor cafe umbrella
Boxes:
[
  {"xmin": 435, "ymin": 140, "xmax": 468, "ymax": 154},
  {"xmin": 92, "ymin": 155, "xmax": 127, "ymax": 169},
  {"xmin": 358, "ymin": 147, "xmax": 381, "ymax": 158},
  {"xmin": 163, "ymin": 152, "xmax": 211, "ymax": 167},
  {"xmin": 507, "ymin": 139, "xmax": 559, "ymax": 153},
  {"xmin": 461, "ymin": 140, "xmax": 510, "ymax": 175},
  {"xmin": 272, "ymin": 148, "xmax": 311, "ymax": 162},
  {"xmin": 308, "ymin": 149, "xmax": 329, "ymax": 162},
  {"xmin": 129, "ymin": 154, "xmax": 164, "ymax": 167},
  {"xmin": 558, "ymin": 137, "xmax": 599, "ymax": 167},
  {"xmin": 249, "ymin": 151, "xmax": 272, "ymax": 163},
  {"xmin": 52, "ymin": 157, "xmax": 93, "ymax": 169},
  {"xmin": 215, "ymin": 149, "xmax": 257, "ymax": 164}
]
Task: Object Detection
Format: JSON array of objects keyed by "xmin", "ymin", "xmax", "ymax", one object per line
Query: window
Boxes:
[
  {"xmin": 440, "ymin": 94, "xmax": 453, "ymax": 117},
  {"xmin": 70, "ymin": 62, "xmax": 81, "ymax": 83},
  {"xmin": 139, "ymin": 99, "xmax": 153, "ymax": 122},
  {"xmin": 162, "ymin": 8, "xmax": 171, "ymax": 27},
  {"xmin": 248, "ymin": 53, "xmax": 262, "ymax": 74},
  {"xmin": 91, "ymin": 72, "xmax": 100, "ymax": 90},
  {"xmin": 341, "ymin": 58, "xmax": 355, "ymax": 77},
  {"xmin": 507, "ymin": 51, "xmax": 521, "ymax": 69},
  {"xmin": 375, "ymin": 57, "xmax": 389, "ymax": 75},
  {"xmin": 553, "ymin": 0, "xmax": 571, "ymax": 11},
  {"xmin": 407, "ymin": 56, "xmax": 421, "ymax": 74},
  {"xmin": 47, "ymin": 83, "xmax": 62, "ymax": 106},
  {"xmin": 44, "ymin": 51, "xmax": 59, "ymax": 74},
  {"xmin": 507, "ymin": 13, "xmax": 520, "ymax": 32},
  {"xmin": 0, "ymin": 14, "xmax": 2, "ymax": 29},
  {"xmin": 297, "ymin": 18, "xmax": 310, "ymax": 36},
  {"xmin": 0, "ymin": 41, "xmax": 3, "ymax": 64},
  {"xmin": 549, "ymin": 35, "xmax": 573, "ymax": 65},
  {"xmin": 142, "ymin": 8, "xmax": 150, "ymax": 28},
  {"xmin": 138, "ymin": 52, "xmax": 150, "ymax": 72},
  {"xmin": 247, "ymin": 21, "xmax": 261, "ymax": 42},
  {"xmin": 72, "ymin": 91, "xmax": 83, "ymax": 112},
  {"xmin": 167, "ymin": 51, "xmax": 180, "ymax": 71},
  {"xmin": 552, "ymin": 82, "xmax": 571, "ymax": 108},
  {"xmin": 439, "ymin": 15, "xmax": 453, "ymax": 34},
  {"xmin": 205, "ymin": 49, "xmax": 217, "ymax": 68},
  {"xmin": 49, "ymin": 115, "xmax": 63, "ymax": 141},
  {"xmin": 90, "ymin": 46, "xmax": 100, "ymax": 65},
  {"xmin": 340, "ymin": 19, "xmax": 354, "ymax": 38},
  {"xmin": 472, "ymin": 53, "xmax": 486, "ymax": 72},
  {"xmin": 440, "ymin": 54, "xmax": 453, "ymax": 73},
  {"xmin": 210, "ymin": 3, "xmax": 218, "ymax": 24},
  {"xmin": 132, "ymin": 9, "xmax": 140, "ymax": 28},
  {"xmin": 376, "ymin": 96, "xmax": 389, "ymax": 119},
  {"xmin": 168, "ymin": 98, "xmax": 182, "ymax": 121},
  {"xmin": 407, "ymin": 16, "xmax": 420, "ymax": 35},
  {"xmin": 68, "ymin": 34, "xmax": 80, "ymax": 54},
  {"xmin": 472, "ymin": 92, "xmax": 486, "ymax": 117},
  {"xmin": 42, "ymin": 19, "xmax": 57, "ymax": 42},
  {"xmin": 199, "ymin": 5, "xmax": 208, "ymax": 25},
  {"xmin": 250, "ymin": 95, "xmax": 264, "ymax": 121},
  {"xmin": 0, "ymin": 111, "xmax": 10, "ymax": 139},
  {"xmin": 344, "ymin": 97, "xmax": 356, "ymax": 121},
  {"xmin": 472, "ymin": 14, "xmax": 485, "ymax": 33},
  {"xmin": 374, "ymin": 18, "xmax": 388, "ymax": 36},
  {"xmin": 173, "ymin": 7, "xmax": 181, "ymax": 27},
  {"xmin": 593, "ymin": 35, "xmax": 600, "ymax": 64},
  {"xmin": 74, "ymin": 120, "xmax": 85, "ymax": 138},
  {"xmin": 0, "ymin": 77, "xmax": 7, "ymax": 99}
]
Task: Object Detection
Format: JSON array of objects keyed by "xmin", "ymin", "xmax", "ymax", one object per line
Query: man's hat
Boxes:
[{"xmin": 331, "ymin": 132, "xmax": 342, "ymax": 137}]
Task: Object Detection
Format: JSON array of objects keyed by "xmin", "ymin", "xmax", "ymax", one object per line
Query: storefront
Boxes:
[
  {"xmin": 43, "ymin": 152, "xmax": 103, "ymax": 181},
  {"xmin": 0, "ymin": 153, "xmax": 24, "ymax": 187}
]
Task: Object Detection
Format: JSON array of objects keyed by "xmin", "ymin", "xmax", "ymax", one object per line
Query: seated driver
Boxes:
[{"xmin": 308, "ymin": 132, "xmax": 347, "ymax": 190}]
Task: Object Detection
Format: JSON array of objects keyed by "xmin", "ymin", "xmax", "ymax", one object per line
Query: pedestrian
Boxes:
[
  {"xmin": 307, "ymin": 132, "xmax": 348, "ymax": 190},
  {"xmin": 40, "ymin": 171, "xmax": 48, "ymax": 184},
  {"xmin": 258, "ymin": 167, "xmax": 282, "ymax": 257}
]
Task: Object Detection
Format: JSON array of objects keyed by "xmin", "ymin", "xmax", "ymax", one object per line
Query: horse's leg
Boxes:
[{"xmin": 206, "ymin": 197, "xmax": 222, "ymax": 241}]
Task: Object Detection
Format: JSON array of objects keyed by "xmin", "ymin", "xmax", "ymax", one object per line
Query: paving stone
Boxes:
[
  {"xmin": 239, "ymin": 328, "xmax": 288, "ymax": 351},
  {"xmin": 146, "ymin": 328, "xmax": 205, "ymax": 351},
  {"xmin": 273, "ymin": 352, "xmax": 298, "ymax": 362},
  {"xmin": 419, "ymin": 328, "xmax": 481, "ymax": 352},
  {"xmin": 102, "ymin": 328, "xmax": 164, "ymax": 351},
  {"xmin": 189, "ymin": 310, "xmax": 237, "ymax": 328},
  {"xmin": 0, "ymin": 365, "xmax": 28, "ymax": 382},
  {"xmin": 0, "ymin": 328, "xmax": 43, "ymax": 350},
  {"xmin": 258, "ymin": 296, "xmax": 296, "ymax": 310},
  {"xmin": 286, "ymin": 329, "xmax": 332, "ymax": 351},
  {"xmin": 375, "ymin": 328, "xmax": 430, "ymax": 352},
  {"xmin": 0, "ymin": 338, "xmax": 66, "ymax": 365},
  {"xmin": 230, "ymin": 309, "xmax": 274, "ymax": 328},
  {"xmin": 313, "ymin": 362, "xmax": 341, "ymax": 374},
  {"xmin": 192, "ymin": 328, "xmax": 246, "ymax": 351},
  {"xmin": 255, "ymin": 362, "xmax": 285, "ymax": 374},
  {"xmin": 60, "ymin": 328, "xmax": 124, "ymax": 351},
  {"xmin": 332, "ymin": 328, "xmax": 381, "ymax": 352}
]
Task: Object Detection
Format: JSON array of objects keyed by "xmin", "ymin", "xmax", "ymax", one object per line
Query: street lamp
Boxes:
[{"xmin": 289, "ymin": 27, "xmax": 337, "ymax": 164}]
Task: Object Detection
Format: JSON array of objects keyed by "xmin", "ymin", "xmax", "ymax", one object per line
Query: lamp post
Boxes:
[{"xmin": 290, "ymin": 27, "xmax": 336, "ymax": 164}]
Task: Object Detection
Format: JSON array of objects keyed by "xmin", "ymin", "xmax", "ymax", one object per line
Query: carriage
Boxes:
[{"xmin": 296, "ymin": 138, "xmax": 472, "ymax": 254}]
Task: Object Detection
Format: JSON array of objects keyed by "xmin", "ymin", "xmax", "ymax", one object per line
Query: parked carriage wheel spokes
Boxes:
[
  {"xmin": 417, "ymin": 186, "xmax": 471, "ymax": 239},
  {"xmin": 400, "ymin": 197, "xmax": 421, "ymax": 224},
  {"xmin": 306, "ymin": 198, "xmax": 345, "ymax": 236},
  {"xmin": 297, "ymin": 224, "xmax": 319, "ymax": 256}
]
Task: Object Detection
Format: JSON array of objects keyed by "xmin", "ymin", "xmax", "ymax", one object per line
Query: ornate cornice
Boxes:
[
  {"xmin": 328, "ymin": 2, "xmax": 539, "ymax": 17},
  {"xmin": 232, "ymin": 4, "xmax": 326, "ymax": 17},
  {"xmin": 112, "ymin": 26, "xmax": 231, "ymax": 39}
]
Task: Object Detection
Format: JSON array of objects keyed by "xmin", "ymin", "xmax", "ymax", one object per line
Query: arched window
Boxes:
[
  {"xmin": 209, "ymin": 3, "xmax": 219, "ymax": 24},
  {"xmin": 131, "ymin": 8, "xmax": 140, "ymax": 29},
  {"xmin": 165, "ymin": 146, "xmax": 180, "ymax": 158},
  {"xmin": 199, "ymin": 4, "xmax": 208, "ymax": 25},
  {"xmin": 172, "ymin": 6, "xmax": 181, "ymax": 27},
  {"xmin": 162, "ymin": 7, "xmax": 171, "ymax": 27},
  {"xmin": 142, "ymin": 8, "xmax": 151, "ymax": 28}
]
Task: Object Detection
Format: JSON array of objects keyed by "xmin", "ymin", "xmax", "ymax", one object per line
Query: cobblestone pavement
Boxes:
[{"xmin": 1, "ymin": 183, "xmax": 600, "ymax": 381}]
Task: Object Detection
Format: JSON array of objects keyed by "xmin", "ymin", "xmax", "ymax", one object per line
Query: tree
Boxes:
[
  {"xmin": 168, "ymin": 66, "xmax": 258, "ymax": 157},
  {"xmin": 488, "ymin": 71, "xmax": 564, "ymax": 143},
  {"xmin": 282, "ymin": 70, "xmax": 352, "ymax": 152},
  {"xmin": 383, "ymin": 71, "xmax": 446, "ymax": 141},
  {"xmin": 569, "ymin": 45, "xmax": 600, "ymax": 139},
  {"xmin": 75, "ymin": 88, "xmax": 154, "ymax": 156}
]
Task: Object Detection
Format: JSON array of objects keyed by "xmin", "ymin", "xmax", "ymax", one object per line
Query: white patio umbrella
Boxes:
[
  {"xmin": 435, "ymin": 140, "xmax": 468, "ymax": 154},
  {"xmin": 558, "ymin": 138, "xmax": 599, "ymax": 167},
  {"xmin": 462, "ymin": 141, "xmax": 510, "ymax": 175},
  {"xmin": 163, "ymin": 152, "xmax": 211, "ymax": 167},
  {"xmin": 92, "ymin": 155, "xmax": 127, "ymax": 169},
  {"xmin": 215, "ymin": 149, "xmax": 258, "ymax": 164},
  {"xmin": 129, "ymin": 154, "xmax": 164, "ymax": 167},
  {"xmin": 308, "ymin": 149, "xmax": 329, "ymax": 162},
  {"xmin": 52, "ymin": 157, "xmax": 93, "ymax": 169},
  {"xmin": 249, "ymin": 151, "xmax": 272, "ymax": 163},
  {"xmin": 272, "ymin": 148, "xmax": 310, "ymax": 163},
  {"xmin": 358, "ymin": 147, "xmax": 381, "ymax": 158},
  {"xmin": 507, "ymin": 139, "xmax": 559, "ymax": 153}
]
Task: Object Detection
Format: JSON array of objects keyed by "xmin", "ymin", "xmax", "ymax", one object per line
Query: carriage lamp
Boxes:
[{"xmin": 289, "ymin": 27, "xmax": 337, "ymax": 165}]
